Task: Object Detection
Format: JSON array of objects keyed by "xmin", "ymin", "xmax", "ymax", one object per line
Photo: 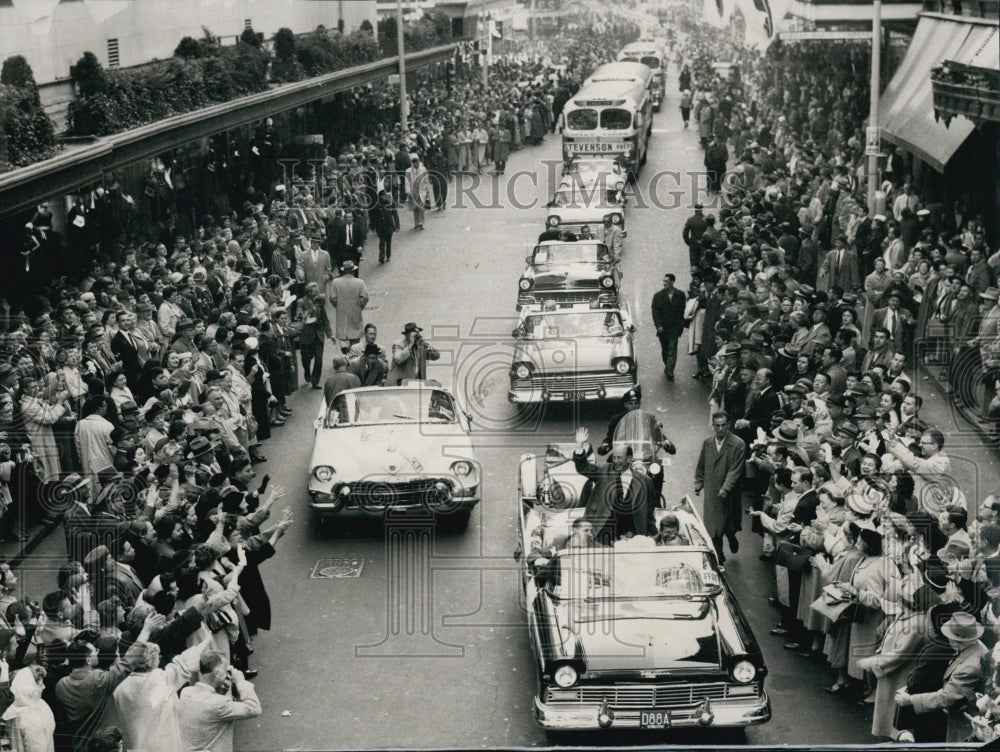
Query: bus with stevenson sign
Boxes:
[
  {"xmin": 559, "ymin": 79, "xmax": 652, "ymax": 176},
  {"xmin": 617, "ymin": 41, "xmax": 667, "ymax": 110}
]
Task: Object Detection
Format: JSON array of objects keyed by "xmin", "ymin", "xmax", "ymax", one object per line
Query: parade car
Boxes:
[
  {"xmin": 508, "ymin": 301, "xmax": 637, "ymax": 404},
  {"xmin": 513, "ymin": 450, "xmax": 772, "ymax": 732},
  {"xmin": 545, "ymin": 172, "xmax": 627, "ymax": 236},
  {"xmin": 517, "ymin": 240, "xmax": 622, "ymax": 310},
  {"xmin": 307, "ymin": 381, "xmax": 481, "ymax": 530}
]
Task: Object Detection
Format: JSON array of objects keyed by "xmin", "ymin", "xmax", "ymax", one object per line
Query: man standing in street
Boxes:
[
  {"xmin": 386, "ymin": 323, "xmax": 440, "ymax": 385},
  {"xmin": 405, "ymin": 156, "xmax": 431, "ymax": 230},
  {"xmin": 694, "ymin": 411, "xmax": 746, "ymax": 570},
  {"xmin": 178, "ymin": 650, "xmax": 262, "ymax": 752},
  {"xmin": 651, "ymin": 273, "xmax": 687, "ymax": 380},
  {"xmin": 683, "ymin": 203, "xmax": 707, "ymax": 268},
  {"xmin": 296, "ymin": 231, "xmax": 333, "ymax": 291},
  {"xmin": 328, "ymin": 261, "xmax": 369, "ymax": 355}
]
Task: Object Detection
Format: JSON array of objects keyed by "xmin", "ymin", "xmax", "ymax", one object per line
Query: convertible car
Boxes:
[
  {"xmin": 514, "ymin": 445, "xmax": 772, "ymax": 732},
  {"xmin": 508, "ymin": 301, "xmax": 637, "ymax": 404},
  {"xmin": 517, "ymin": 240, "xmax": 622, "ymax": 310},
  {"xmin": 307, "ymin": 381, "xmax": 481, "ymax": 530},
  {"xmin": 545, "ymin": 172, "xmax": 627, "ymax": 236}
]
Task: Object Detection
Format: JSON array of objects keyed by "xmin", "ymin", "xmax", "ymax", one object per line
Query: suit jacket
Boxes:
[
  {"xmin": 871, "ymin": 307, "xmax": 911, "ymax": 350},
  {"xmin": 819, "ymin": 248, "xmax": 861, "ymax": 291},
  {"xmin": 573, "ymin": 451, "xmax": 657, "ymax": 540},
  {"xmin": 799, "ymin": 323, "xmax": 831, "ymax": 357},
  {"xmin": 740, "ymin": 386, "xmax": 780, "ymax": 443},
  {"xmin": 329, "ymin": 219, "xmax": 368, "ymax": 266},
  {"xmin": 295, "ymin": 247, "xmax": 332, "ymax": 288},
  {"xmin": 861, "ymin": 345, "xmax": 893, "ymax": 373},
  {"xmin": 651, "ymin": 287, "xmax": 687, "ymax": 338},
  {"xmin": 348, "ymin": 356, "xmax": 388, "ymax": 386},
  {"xmin": 911, "ymin": 640, "xmax": 989, "ymax": 742},
  {"xmin": 110, "ymin": 330, "xmax": 141, "ymax": 384}
]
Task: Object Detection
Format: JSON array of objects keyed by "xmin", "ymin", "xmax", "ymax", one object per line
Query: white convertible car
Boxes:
[{"xmin": 307, "ymin": 381, "xmax": 481, "ymax": 530}]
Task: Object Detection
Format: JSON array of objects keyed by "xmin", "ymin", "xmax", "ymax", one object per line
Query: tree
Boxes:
[
  {"xmin": 70, "ymin": 52, "xmax": 108, "ymax": 98},
  {"xmin": 174, "ymin": 36, "xmax": 205, "ymax": 59},
  {"xmin": 240, "ymin": 26, "xmax": 264, "ymax": 47},
  {"xmin": 274, "ymin": 27, "xmax": 296, "ymax": 60}
]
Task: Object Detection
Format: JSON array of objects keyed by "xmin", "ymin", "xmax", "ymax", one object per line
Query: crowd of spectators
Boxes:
[
  {"xmin": 671, "ymin": 20, "xmax": 1000, "ymax": 744},
  {"xmin": 0, "ymin": 13, "xmax": 644, "ymax": 751}
]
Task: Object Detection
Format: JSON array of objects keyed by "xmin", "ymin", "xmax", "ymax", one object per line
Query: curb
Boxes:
[
  {"xmin": 919, "ymin": 362, "xmax": 998, "ymax": 451},
  {"xmin": 7, "ymin": 519, "xmax": 60, "ymax": 569}
]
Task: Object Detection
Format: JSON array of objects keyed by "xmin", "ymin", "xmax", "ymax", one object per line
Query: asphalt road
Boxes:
[{"xmin": 11, "ymin": 61, "xmax": 999, "ymax": 751}]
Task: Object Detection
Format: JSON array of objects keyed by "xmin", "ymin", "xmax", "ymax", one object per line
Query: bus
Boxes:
[
  {"xmin": 560, "ymin": 80, "xmax": 652, "ymax": 175},
  {"xmin": 584, "ymin": 61, "xmax": 654, "ymax": 93},
  {"xmin": 617, "ymin": 42, "xmax": 666, "ymax": 110}
]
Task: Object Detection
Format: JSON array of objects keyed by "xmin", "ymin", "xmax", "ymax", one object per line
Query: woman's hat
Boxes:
[
  {"xmin": 846, "ymin": 494, "xmax": 875, "ymax": 516},
  {"xmin": 940, "ymin": 612, "xmax": 985, "ymax": 643}
]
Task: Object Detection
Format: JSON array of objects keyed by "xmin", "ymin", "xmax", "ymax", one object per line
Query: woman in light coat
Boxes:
[
  {"xmin": 2, "ymin": 666, "xmax": 55, "ymax": 752},
  {"xmin": 18, "ymin": 377, "xmax": 69, "ymax": 483}
]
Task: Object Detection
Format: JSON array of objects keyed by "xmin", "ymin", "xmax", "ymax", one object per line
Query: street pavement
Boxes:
[{"xmin": 8, "ymin": 62, "xmax": 1000, "ymax": 750}]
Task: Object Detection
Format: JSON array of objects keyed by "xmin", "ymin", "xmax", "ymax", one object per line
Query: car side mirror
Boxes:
[
  {"xmin": 628, "ymin": 325, "xmax": 636, "ymax": 333},
  {"xmin": 512, "ymin": 328, "xmax": 522, "ymax": 339},
  {"xmin": 546, "ymin": 200, "xmax": 555, "ymax": 208},
  {"xmin": 621, "ymin": 230, "xmax": 628, "ymax": 239}
]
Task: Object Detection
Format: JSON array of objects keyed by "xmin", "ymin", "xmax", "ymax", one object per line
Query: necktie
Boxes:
[{"xmin": 347, "ymin": 224, "xmax": 352, "ymax": 246}]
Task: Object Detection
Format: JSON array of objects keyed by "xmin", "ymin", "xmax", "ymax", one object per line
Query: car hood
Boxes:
[
  {"xmin": 310, "ymin": 423, "xmax": 474, "ymax": 480},
  {"xmin": 523, "ymin": 264, "xmax": 612, "ymax": 287},
  {"xmin": 515, "ymin": 336, "xmax": 630, "ymax": 372},
  {"xmin": 561, "ymin": 599, "xmax": 721, "ymax": 673}
]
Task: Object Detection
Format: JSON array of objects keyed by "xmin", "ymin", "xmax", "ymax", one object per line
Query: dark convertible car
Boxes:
[
  {"xmin": 515, "ymin": 446, "xmax": 772, "ymax": 732},
  {"xmin": 517, "ymin": 240, "xmax": 622, "ymax": 310}
]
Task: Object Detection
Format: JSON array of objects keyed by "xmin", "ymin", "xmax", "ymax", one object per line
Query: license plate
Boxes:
[
  {"xmin": 639, "ymin": 710, "xmax": 671, "ymax": 729},
  {"xmin": 564, "ymin": 391, "xmax": 585, "ymax": 401}
]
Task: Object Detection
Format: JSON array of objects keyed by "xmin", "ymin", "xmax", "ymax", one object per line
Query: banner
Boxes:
[
  {"xmin": 702, "ymin": 0, "xmax": 728, "ymax": 29},
  {"xmin": 733, "ymin": 0, "xmax": 793, "ymax": 50}
]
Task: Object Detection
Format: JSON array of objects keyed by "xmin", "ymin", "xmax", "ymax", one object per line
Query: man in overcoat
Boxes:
[{"xmin": 694, "ymin": 411, "xmax": 746, "ymax": 568}]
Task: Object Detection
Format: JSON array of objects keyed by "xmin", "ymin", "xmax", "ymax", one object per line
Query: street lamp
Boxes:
[{"xmin": 397, "ymin": 0, "xmax": 409, "ymax": 130}]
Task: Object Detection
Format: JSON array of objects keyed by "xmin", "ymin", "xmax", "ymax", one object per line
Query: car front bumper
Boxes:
[
  {"xmin": 533, "ymin": 691, "xmax": 771, "ymax": 730},
  {"xmin": 508, "ymin": 379, "xmax": 635, "ymax": 404},
  {"xmin": 308, "ymin": 489, "xmax": 480, "ymax": 517}
]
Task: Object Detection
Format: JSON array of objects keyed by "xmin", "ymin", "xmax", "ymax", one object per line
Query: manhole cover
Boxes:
[{"xmin": 310, "ymin": 558, "xmax": 365, "ymax": 579}]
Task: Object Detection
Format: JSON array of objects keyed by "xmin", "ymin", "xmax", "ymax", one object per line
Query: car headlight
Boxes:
[
  {"xmin": 615, "ymin": 181, "xmax": 625, "ymax": 191},
  {"xmin": 600, "ymin": 275, "xmax": 615, "ymax": 289},
  {"xmin": 512, "ymin": 363, "xmax": 532, "ymax": 380},
  {"xmin": 451, "ymin": 461, "xmax": 473, "ymax": 477},
  {"xmin": 547, "ymin": 215, "xmax": 560, "ymax": 227},
  {"xmin": 518, "ymin": 277, "xmax": 532, "ymax": 291},
  {"xmin": 610, "ymin": 214, "xmax": 622, "ymax": 225},
  {"xmin": 313, "ymin": 465, "xmax": 335, "ymax": 482},
  {"xmin": 613, "ymin": 359, "xmax": 632, "ymax": 375},
  {"xmin": 553, "ymin": 664, "xmax": 578, "ymax": 688},
  {"xmin": 648, "ymin": 462, "xmax": 661, "ymax": 475},
  {"xmin": 731, "ymin": 660, "xmax": 756, "ymax": 683}
]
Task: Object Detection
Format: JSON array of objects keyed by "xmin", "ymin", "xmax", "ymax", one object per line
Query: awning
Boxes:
[{"xmin": 877, "ymin": 13, "xmax": 999, "ymax": 172}]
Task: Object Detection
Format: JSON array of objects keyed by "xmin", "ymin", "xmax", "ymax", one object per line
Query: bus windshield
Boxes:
[
  {"xmin": 566, "ymin": 109, "xmax": 598, "ymax": 131},
  {"xmin": 641, "ymin": 56, "xmax": 661, "ymax": 69},
  {"xmin": 600, "ymin": 109, "xmax": 632, "ymax": 130}
]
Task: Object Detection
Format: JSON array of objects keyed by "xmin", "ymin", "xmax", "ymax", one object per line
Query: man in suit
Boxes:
[
  {"xmin": 110, "ymin": 310, "xmax": 142, "ymax": 385},
  {"xmin": 734, "ymin": 368, "xmax": 781, "ymax": 446},
  {"xmin": 295, "ymin": 232, "xmax": 333, "ymax": 292},
  {"xmin": 329, "ymin": 208, "xmax": 367, "ymax": 272},
  {"xmin": 348, "ymin": 343, "xmax": 388, "ymax": 386},
  {"xmin": 597, "ymin": 215, "xmax": 624, "ymax": 261},
  {"xmin": 328, "ymin": 261, "xmax": 369, "ymax": 354},
  {"xmin": 819, "ymin": 237, "xmax": 861, "ymax": 292},
  {"xmin": 896, "ymin": 611, "xmax": 989, "ymax": 742},
  {"xmin": 651, "ymin": 273, "xmax": 687, "ymax": 380},
  {"xmin": 178, "ymin": 649, "xmax": 262, "ymax": 752},
  {"xmin": 862, "ymin": 327, "xmax": 894, "ymax": 372},
  {"xmin": 697, "ymin": 274, "xmax": 723, "ymax": 378},
  {"xmin": 799, "ymin": 305, "xmax": 832, "ymax": 358},
  {"xmin": 295, "ymin": 283, "xmax": 332, "ymax": 389},
  {"xmin": 871, "ymin": 290, "xmax": 913, "ymax": 356},
  {"xmin": 695, "ymin": 411, "xmax": 747, "ymax": 568},
  {"xmin": 572, "ymin": 427, "xmax": 657, "ymax": 545}
]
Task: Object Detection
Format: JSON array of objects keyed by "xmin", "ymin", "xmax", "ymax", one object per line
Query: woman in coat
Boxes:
[
  {"xmin": 845, "ymin": 523, "xmax": 899, "ymax": 693},
  {"xmin": 2, "ymin": 666, "xmax": 55, "ymax": 752},
  {"xmin": 18, "ymin": 377, "xmax": 69, "ymax": 484}
]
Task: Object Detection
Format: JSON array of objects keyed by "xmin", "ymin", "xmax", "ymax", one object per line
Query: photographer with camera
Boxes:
[
  {"xmin": 386, "ymin": 323, "xmax": 440, "ymax": 386},
  {"xmin": 177, "ymin": 649, "xmax": 261, "ymax": 752}
]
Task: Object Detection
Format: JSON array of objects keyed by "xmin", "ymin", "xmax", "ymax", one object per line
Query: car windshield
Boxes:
[
  {"xmin": 566, "ymin": 109, "xmax": 598, "ymax": 131},
  {"xmin": 520, "ymin": 311, "xmax": 624, "ymax": 339},
  {"xmin": 552, "ymin": 188, "xmax": 617, "ymax": 209},
  {"xmin": 551, "ymin": 548, "xmax": 720, "ymax": 600},
  {"xmin": 640, "ymin": 56, "xmax": 661, "ymax": 69},
  {"xmin": 326, "ymin": 388, "xmax": 458, "ymax": 426},
  {"xmin": 612, "ymin": 409, "xmax": 664, "ymax": 462},
  {"xmin": 532, "ymin": 243, "xmax": 611, "ymax": 265},
  {"xmin": 600, "ymin": 109, "xmax": 633, "ymax": 130}
]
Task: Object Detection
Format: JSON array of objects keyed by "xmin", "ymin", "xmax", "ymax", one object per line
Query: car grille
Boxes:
[
  {"xmin": 521, "ymin": 373, "xmax": 635, "ymax": 391},
  {"xmin": 519, "ymin": 288, "xmax": 612, "ymax": 306},
  {"xmin": 348, "ymin": 478, "xmax": 450, "ymax": 508},
  {"xmin": 545, "ymin": 682, "xmax": 759, "ymax": 709}
]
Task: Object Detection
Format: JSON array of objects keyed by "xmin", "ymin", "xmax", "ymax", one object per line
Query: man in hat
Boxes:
[
  {"xmin": 895, "ymin": 611, "xmax": 989, "ymax": 742},
  {"xmin": 386, "ymin": 323, "xmax": 440, "ymax": 386},
  {"xmin": 187, "ymin": 436, "xmax": 221, "ymax": 475},
  {"xmin": 683, "ymin": 204, "xmax": 707, "ymax": 268},
  {"xmin": 328, "ymin": 261, "xmax": 369, "ymax": 355},
  {"xmin": 348, "ymin": 343, "xmax": 389, "ymax": 387},
  {"xmin": 169, "ymin": 318, "xmax": 197, "ymax": 356},
  {"xmin": 651, "ymin": 274, "xmax": 687, "ymax": 380},
  {"xmin": 296, "ymin": 232, "xmax": 333, "ymax": 292}
]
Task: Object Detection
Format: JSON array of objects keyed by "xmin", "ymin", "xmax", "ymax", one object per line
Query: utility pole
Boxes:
[
  {"xmin": 866, "ymin": 0, "xmax": 882, "ymax": 213},
  {"xmin": 397, "ymin": 0, "xmax": 409, "ymax": 130},
  {"xmin": 483, "ymin": 15, "xmax": 492, "ymax": 88}
]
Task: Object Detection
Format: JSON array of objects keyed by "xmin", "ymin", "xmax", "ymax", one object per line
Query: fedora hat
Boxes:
[
  {"xmin": 980, "ymin": 287, "xmax": 1000, "ymax": 301},
  {"xmin": 61, "ymin": 473, "xmax": 91, "ymax": 493},
  {"xmin": 187, "ymin": 436, "xmax": 213, "ymax": 459},
  {"xmin": 772, "ymin": 420, "xmax": 800, "ymax": 443},
  {"xmin": 940, "ymin": 612, "xmax": 985, "ymax": 643},
  {"xmin": 340, "ymin": 260, "xmax": 357, "ymax": 273},
  {"xmin": 402, "ymin": 322, "xmax": 423, "ymax": 335}
]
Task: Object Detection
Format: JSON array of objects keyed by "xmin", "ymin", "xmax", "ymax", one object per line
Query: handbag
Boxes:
[
  {"xmin": 809, "ymin": 593, "xmax": 854, "ymax": 622},
  {"xmin": 776, "ymin": 539, "xmax": 812, "ymax": 572}
]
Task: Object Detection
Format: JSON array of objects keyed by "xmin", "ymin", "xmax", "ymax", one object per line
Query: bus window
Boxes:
[
  {"xmin": 641, "ymin": 56, "xmax": 661, "ymax": 69},
  {"xmin": 600, "ymin": 109, "xmax": 632, "ymax": 130},
  {"xmin": 566, "ymin": 109, "xmax": 598, "ymax": 131}
]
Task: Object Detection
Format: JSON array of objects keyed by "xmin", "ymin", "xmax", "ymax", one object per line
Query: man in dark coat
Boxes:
[
  {"xmin": 734, "ymin": 367, "xmax": 781, "ymax": 446},
  {"xmin": 695, "ymin": 411, "xmax": 747, "ymax": 567},
  {"xmin": 651, "ymin": 273, "xmax": 687, "ymax": 380},
  {"xmin": 682, "ymin": 204, "xmax": 707, "ymax": 268},
  {"xmin": 572, "ymin": 427, "xmax": 657, "ymax": 545},
  {"xmin": 697, "ymin": 274, "xmax": 723, "ymax": 378}
]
